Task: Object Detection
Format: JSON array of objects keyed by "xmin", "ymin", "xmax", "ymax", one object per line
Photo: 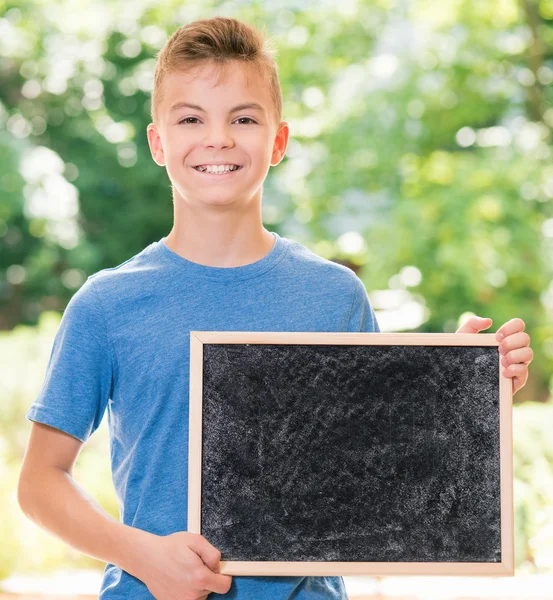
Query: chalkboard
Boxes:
[{"xmin": 188, "ymin": 332, "xmax": 513, "ymax": 577}]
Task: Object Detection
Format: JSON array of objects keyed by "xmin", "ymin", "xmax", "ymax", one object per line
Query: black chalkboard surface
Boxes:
[{"xmin": 188, "ymin": 332, "xmax": 513, "ymax": 577}]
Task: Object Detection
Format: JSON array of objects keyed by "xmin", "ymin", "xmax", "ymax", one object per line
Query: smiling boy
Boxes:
[
  {"xmin": 148, "ymin": 51, "xmax": 287, "ymax": 268},
  {"xmin": 18, "ymin": 15, "xmax": 532, "ymax": 600}
]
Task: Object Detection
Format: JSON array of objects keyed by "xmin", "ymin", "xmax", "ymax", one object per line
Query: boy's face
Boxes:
[{"xmin": 147, "ymin": 61, "xmax": 289, "ymax": 210}]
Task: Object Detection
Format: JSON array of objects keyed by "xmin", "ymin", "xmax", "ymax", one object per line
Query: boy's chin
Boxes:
[
  {"xmin": 187, "ymin": 193, "xmax": 248, "ymax": 207},
  {"xmin": 172, "ymin": 186, "xmax": 258, "ymax": 208}
]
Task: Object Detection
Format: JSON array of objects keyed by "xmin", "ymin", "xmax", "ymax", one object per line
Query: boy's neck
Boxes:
[{"xmin": 164, "ymin": 219, "xmax": 275, "ymax": 268}]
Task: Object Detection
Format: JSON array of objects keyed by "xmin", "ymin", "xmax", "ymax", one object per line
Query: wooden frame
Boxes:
[{"xmin": 188, "ymin": 332, "xmax": 513, "ymax": 577}]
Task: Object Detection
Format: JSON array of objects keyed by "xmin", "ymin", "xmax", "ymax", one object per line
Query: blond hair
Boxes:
[{"xmin": 151, "ymin": 17, "xmax": 282, "ymax": 127}]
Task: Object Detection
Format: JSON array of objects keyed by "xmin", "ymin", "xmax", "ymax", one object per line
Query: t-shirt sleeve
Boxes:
[
  {"xmin": 347, "ymin": 275, "xmax": 381, "ymax": 333},
  {"xmin": 26, "ymin": 277, "xmax": 114, "ymax": 443}
]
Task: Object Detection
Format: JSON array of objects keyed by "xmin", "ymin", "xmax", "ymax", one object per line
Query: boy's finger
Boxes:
[
  {"xmin": 204, "ymin": 549, "xmax": 222, "ymax": 573},
  {"xmin": 188, "ymin": 533, "xmax": 222, "ymax": 569},
  {"xmin": 200, "ymin": 540, "xmax": 223, "ymax": 573},
  {"xmin": 496, "ymin": 317, "xmax": 526, "ymax": 341},
  {"xmin": 204, "ymin": 568, "xmax": 233, "ymax": 595}
]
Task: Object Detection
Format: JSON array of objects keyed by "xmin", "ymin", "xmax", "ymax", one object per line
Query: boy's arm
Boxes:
[
  {"xmin": 17, "ymin": 422, "xmax": 232, "ymax": 599},
  {"xmin": 17, "ymin": 422, "xmax": 151, "ymax": 578}
]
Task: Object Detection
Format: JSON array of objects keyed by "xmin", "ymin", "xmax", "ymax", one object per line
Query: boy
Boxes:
[{"xmin": 18, "ymin": 15, "xmax": 532, "ymax": 600}]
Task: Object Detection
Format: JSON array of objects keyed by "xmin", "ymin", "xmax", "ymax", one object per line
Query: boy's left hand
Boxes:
[{"xmin": 455, "ymin": 316, "xmax": 533, "ymax": 395}]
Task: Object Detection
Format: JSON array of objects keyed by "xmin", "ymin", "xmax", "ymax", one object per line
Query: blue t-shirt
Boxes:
[{"xmin": 26, "ymin": 231, "xmax": 380, "ymax": 599}]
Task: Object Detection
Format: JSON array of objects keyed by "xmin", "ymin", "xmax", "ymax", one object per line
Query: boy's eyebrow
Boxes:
[{"xmin": 169, "ymin": 101, "xmax": 266, "ymax": 115}]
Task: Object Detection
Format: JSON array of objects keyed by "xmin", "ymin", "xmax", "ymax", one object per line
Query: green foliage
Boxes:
[{"xmin": 4, "ymin": 0, "xmax": 549, "ymax": 396}]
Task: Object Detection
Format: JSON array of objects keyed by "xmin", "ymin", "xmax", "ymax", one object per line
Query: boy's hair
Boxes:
[{"xmin": 151, "ymin": 17, "xmax": 283, "ymax": 127}]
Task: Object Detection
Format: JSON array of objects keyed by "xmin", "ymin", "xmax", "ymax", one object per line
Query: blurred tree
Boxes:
[
  {"xmin": 1, "ymin": 0, "xmax": 550, "ymax": 404},
  {"xmin": 1, "ymin": 0, "xmax": 552, "ymax": 405}
]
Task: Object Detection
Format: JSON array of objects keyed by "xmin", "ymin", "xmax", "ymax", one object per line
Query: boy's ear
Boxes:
[
  {"xmin": 271, "ymin": 121, "xmax": 289, "ymax": 167},
  {"xmin": 146, "ymin": 123, "xmax": 166, "ymax": 167}
]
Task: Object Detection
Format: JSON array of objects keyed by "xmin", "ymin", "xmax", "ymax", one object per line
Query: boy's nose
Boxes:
[{"xmin": 202, "ymin": 125, "xmax": 234, "ymax": 149}]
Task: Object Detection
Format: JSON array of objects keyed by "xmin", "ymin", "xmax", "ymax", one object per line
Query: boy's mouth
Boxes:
[{"xmin": 193, "ymin": 164, "xmax": 243, "ymax": 174}]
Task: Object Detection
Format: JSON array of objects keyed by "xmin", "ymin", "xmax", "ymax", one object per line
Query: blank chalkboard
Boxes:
[{"xmin": 188, "ymin": 332, "xmax": 513, "ymax": 577}]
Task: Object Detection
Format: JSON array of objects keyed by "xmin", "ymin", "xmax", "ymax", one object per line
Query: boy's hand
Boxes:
[
  {"xmin": 134, "ymin": 531, "xmax": 232, "ymax": 600},
  {"xmin": 455, "ymin": 316, "xmax": 533, "ymax": 395}
]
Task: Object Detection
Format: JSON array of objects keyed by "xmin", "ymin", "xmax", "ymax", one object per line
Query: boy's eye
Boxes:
[
  {"xmin": 177, "ymin": 117, "xmax": 257, "ymax": 125},
  {"xmin": 235, "ymin": 117, "xmax": 257, "ymax": 125}
]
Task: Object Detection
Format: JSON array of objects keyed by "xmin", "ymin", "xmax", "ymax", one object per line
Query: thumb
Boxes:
[{"xmin": 456, "ymin": 315, "xmax": 493, "ymax": 334}]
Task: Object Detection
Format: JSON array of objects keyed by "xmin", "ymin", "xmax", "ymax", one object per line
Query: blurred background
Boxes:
[{"xmin": 1, "ymin": 0, "xmax": 553, "ymax": 597}]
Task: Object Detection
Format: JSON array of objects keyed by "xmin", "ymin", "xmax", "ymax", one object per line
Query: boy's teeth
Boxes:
[{"xmin": 196, "ymin": 165, "xmax": 240, "ymax": 173}]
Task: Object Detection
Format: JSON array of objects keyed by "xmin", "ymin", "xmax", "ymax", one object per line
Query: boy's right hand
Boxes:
[{"xmin": 134, "ymin": 531, "xmax": 232, "ymax": 600}]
